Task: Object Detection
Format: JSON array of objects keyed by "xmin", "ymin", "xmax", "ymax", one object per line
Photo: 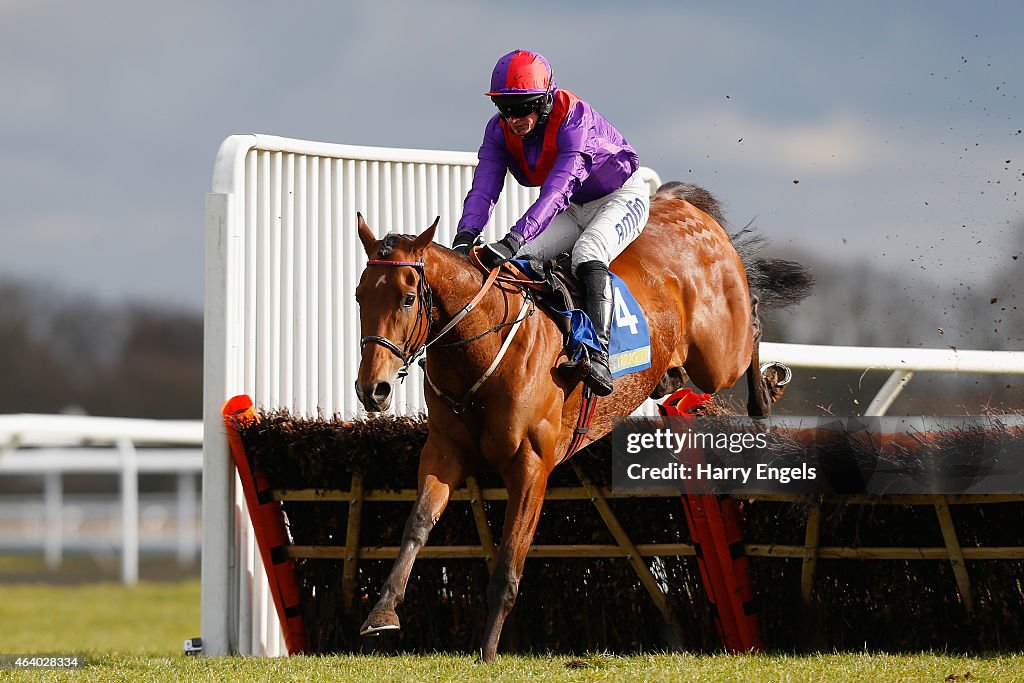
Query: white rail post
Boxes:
[
  {"xmin": 203, "ymin": 186, "xmax": 241, "ymax": 656},
  {"xmin": 177, "ymin": 471, "xmax": 198, "ymax": 568},
  {"xmin": 43, "ymin": 470, "xmax": 63, "ymax": 572},
  {"xmin": 118, "ymin": 438, "xmax": 139, "ymax": 585},
  {"xmin": 0, "ymin": 433, "xmax": 22, "ymax": 461},
  {"xmin": 865, "ymin": 370, "xmax": 915, "ymax": 417}
]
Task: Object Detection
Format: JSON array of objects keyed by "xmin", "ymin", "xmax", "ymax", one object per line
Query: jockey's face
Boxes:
[{"xmin": 505, "ymin": 111, "xmax": 539, "ymax": 137}]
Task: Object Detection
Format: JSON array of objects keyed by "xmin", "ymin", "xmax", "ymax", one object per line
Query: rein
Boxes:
[
  {"xmin": 424, "ymin": 294, "xmax": 532, "ymax": 416},
  {"xmin": 360, "ymin": 256, "xmax": 528, "ymax": 402},
  {"xmin": 362, "ymin": 250, "xmax": 599, "ymax": 447}
]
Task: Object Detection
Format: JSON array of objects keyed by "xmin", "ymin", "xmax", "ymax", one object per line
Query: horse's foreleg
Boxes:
[
  {"xmin": 360, "ymin": 441, "xmax": 464, "ymax": 636},
  {"xmin": 479, "ymin": 457, "xmax": 548, "ymax": 662}
]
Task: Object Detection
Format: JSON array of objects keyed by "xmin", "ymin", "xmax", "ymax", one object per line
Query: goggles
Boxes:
[{"xmin": 492, "ymin": 96, "xmax": 542, "ymax": 119}]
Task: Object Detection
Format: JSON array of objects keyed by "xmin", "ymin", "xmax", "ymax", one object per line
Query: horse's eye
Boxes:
[{"xmin": 403, "ymin": 293, "xmax": 416, "ymax": 308}]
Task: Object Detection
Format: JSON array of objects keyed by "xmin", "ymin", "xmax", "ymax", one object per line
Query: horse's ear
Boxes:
[
  {"xmin": 412, "ymin": 216, "xmax": 440, "ymax": 253},
  {"xmin": 357, "ymin": 212, "xmax": 377, "ymax": 258}
]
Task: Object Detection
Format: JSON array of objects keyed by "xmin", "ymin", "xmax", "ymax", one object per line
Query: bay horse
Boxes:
[{"xmin": 353, "ymin": 182, "xmax": 811, "ymax": 661}]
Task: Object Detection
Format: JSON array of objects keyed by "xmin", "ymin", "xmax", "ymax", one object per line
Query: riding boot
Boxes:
[{"xmin": 577, "ymin": 260, "xmax": 615, "ymax": 396}]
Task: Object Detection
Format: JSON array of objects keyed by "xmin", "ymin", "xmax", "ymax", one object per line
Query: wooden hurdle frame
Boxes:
[{"xmin": 276, "ymin": 479, "xmax": 1024, "ymax": 637}]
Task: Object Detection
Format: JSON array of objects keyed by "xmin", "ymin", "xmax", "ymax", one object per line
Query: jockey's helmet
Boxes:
[{"xmin": 486, "ymin": 49, "xmax": 556, "ymax": 121}]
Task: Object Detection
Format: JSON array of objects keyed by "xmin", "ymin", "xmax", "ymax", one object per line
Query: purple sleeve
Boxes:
[
  {"xmin": 511, "ymin": 104, "xmax": 592, "ymax": 243},
  {"xmin": 457, "ymin": 116, "xmax": 508, "ymax": 236}
]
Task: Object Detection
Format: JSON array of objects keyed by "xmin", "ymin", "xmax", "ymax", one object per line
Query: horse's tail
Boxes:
[
  {"xmin": 726, "ymin": 225, "xmax": 813, "ymax": 312},
  {"xmin": 734, "ymin": 228, "xmax": 812, "ymax": 415},
  {"xmin": 741, "ymin": 252, "xmax": 815, "ymax": 312},
  {"xmin": 730, "ymin": 226, "xmax": 813, "ymax": 415}
]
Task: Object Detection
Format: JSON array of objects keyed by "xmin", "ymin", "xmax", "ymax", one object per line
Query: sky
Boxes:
[{"xmin": 1, "ymin": 1, "xmax": 1021, "ymax": 316}]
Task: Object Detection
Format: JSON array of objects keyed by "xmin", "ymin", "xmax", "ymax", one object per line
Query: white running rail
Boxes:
[{"xmin": 0, "ymin": 414, "xmax": 202, "ymax": 584}]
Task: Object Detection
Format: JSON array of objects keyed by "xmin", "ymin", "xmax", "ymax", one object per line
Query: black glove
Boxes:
[
  {"xmin": 479, "ymin": 232, "xmax": 524, "ymax": 270},
  {"xmin": 451, "ymin": 230, "xmax": 478, "ymax": 255}
]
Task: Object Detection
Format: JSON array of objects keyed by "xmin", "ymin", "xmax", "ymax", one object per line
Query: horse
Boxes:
[{"xmin": 353, "ymin": 182, "xmax": 812, "ymax": 661}]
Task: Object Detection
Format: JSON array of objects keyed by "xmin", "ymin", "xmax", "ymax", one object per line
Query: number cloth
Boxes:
[{"xmin": 510, "ymin": 260, "xmax": 652, "ymax": 379}]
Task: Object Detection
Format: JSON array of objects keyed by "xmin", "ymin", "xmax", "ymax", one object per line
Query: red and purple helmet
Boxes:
[
  {"xmin": 485, "ymin": 49, "xmax": 555, "ymax": 96},
  {"xmin": 485, "ymin": 50, "xmax": 557, "ymax": 121}
]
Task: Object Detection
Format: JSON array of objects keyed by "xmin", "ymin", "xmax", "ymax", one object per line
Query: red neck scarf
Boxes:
[{"xmin": 500, "ymin": 89, "xmax": 580, "ymax": 186}]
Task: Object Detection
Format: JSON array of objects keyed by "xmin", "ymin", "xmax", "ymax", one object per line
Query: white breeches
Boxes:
[{"xmin": 520, "ymin": 169, "xmax": 651, "ymax": 272}]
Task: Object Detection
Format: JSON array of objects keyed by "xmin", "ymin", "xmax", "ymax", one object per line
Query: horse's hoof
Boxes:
[
  {"xmin": 359, "ymin": 609, "xmax": 401, "ymax": 636},
  {"xmin": 760, "ymin": 361, "xmax": 793, "ymax": 402},
  {"xmin": 760, "ymin": 361, "xmax": 792, "ymax": 387}
]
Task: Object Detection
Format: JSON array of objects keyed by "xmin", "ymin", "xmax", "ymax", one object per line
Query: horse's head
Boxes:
[{"xmin": 354, "ymin": 213, "xmax": 438, "ymax": 412}]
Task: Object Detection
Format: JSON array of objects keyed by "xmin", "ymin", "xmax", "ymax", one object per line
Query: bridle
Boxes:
[
  {"xmin": 359, "ymin": 249, "xmax": 593, "ymax": 442},
  {"xmin": 359, "ymin": 259, "xmax": 433, "ymax": 380},
  {"xmin": 359, "ymin": 257, "xmax": 506, "ymax": 381}
]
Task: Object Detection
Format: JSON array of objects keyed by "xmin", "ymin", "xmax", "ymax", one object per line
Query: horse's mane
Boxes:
[
  {"xmin": 375, "ymin": 232, "xmax": 473, "ymax": 275},
  {"xmin": 376, "ymin": 233, "xmax": 421, "ymax": 259}
]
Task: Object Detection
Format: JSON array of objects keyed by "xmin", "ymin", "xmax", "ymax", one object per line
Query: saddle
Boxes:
[
  {"xmin": 502, "ymin": 255, "xmax": 604, "ymax": 386},
  {"xmin": 504, "ymin": 253, "xmax": 581, "ymax": 339},
  {"xmin": 467, "ymin": 247, "xmax": 612, "ymax": 386}
]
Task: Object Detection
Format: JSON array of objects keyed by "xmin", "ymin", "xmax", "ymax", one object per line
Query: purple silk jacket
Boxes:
[{"xmin": 458, "ymin": 95, "xmax": 639, "ymax": 244}]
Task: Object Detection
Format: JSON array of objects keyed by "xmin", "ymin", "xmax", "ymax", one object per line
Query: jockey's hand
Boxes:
[
  {"xmin": 479, "ymin": 232, "xmax": 524, "ymax": 270},
  {"xmin": 451, "ymin": 230, "xmax": 478, "ymax": 256}
]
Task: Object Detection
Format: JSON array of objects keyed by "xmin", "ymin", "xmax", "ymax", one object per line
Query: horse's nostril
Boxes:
[{"xmin": 372, "ymin": 382, "xmax": 392, "ymax": 400}]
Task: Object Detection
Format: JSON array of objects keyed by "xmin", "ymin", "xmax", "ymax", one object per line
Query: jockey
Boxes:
[{"xmin": 452, "ymin": 49, "xmax": 650, "ymax": 397}]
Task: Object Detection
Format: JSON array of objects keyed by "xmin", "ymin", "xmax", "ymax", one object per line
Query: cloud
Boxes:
[
  {"xmin": 0, "ymin": 0, "xmax": 1021, "ymax": 314},
  {"xmin": 645, "ymin": 108, "xmax": 886, "ymax": 176},
  {"xmin": 0, "ymin": 69, "xmax": 65, "ymax": 120}
]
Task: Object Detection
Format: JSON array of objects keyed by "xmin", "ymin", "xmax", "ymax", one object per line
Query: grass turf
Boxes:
[
  {"xmin": 0, "ymin": 578, "xmax": 200, "ymax": 655},
  {"xmin": 0, "ymin": 579, "xmax": 1021, "ymax": 681},
  {"xmin": 2, "ymin": 653, "xmax": 1022, "ymax": 683}
]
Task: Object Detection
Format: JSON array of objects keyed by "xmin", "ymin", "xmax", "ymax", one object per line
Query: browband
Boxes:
[{"xmin": 366, "ymin": 260, "xmax": 425, "ymax": 267}]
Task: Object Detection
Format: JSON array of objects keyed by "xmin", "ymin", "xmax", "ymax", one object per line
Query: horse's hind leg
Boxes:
[
  {"xmin": 649, "ymin": 366, "xmax": 688, "ymax": 400},
  {"xmin": 480, "ymin": 452, "xmax": 548, "ymax": 662},
  {"xmin": 360, "ymin": 438, "xmax": 464, "ymax": 635},
  {"xmin": 745, "ymin": 295, "xmax": 772, "ymax": 417}
]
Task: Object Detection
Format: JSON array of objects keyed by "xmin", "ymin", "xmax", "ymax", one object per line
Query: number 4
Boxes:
[{"xmin": 613, "ymin": 286, "xmax": 639, "ymax": 335}]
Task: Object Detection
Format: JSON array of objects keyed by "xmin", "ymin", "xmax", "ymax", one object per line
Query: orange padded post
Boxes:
[
  {"xmin": 660, "ymin": 389, "xmax": 763, "ymax": 653},
  {"xmin": 222, "ymin": 395, "xmax": 308, "ymax": 654}
]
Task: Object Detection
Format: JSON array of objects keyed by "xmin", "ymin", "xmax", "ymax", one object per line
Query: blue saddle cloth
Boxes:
[{"xmin": 511, "ymin": 260, "xmax": 652, "ymax": 379}]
